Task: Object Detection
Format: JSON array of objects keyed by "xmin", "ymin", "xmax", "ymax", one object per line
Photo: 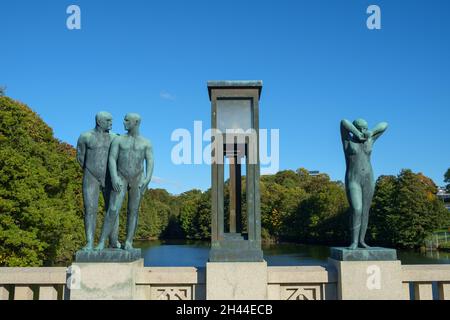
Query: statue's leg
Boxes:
[
  {"xmin": 360, "ymin": 180, "xmax": 375, "ymax": 248},
  {"xmin": 96, "ymin": 182, "xmax": 126, "ymax": 250},
  {"xmin": 109, "ymin": 214, "xmax": 121, "ymax": 249},
  {"xmin": 82, "ymin": 171, "xmax": 100, "ymax": 250},
  {"xmin": 124, "ymin": 178, "xmax": 143, "ymax": 250},
  {"xmin": 347, "ymin": 181, "xmax": 363, "ymax": 249},
  {"xmin": 102, "ymin": 187, "xmax": 121, "ymax": 249}
]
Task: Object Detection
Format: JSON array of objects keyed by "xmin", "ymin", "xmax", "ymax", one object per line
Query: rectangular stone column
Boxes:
[
  {"xmin": 329, "ymin": 259, "xmax": 404, "ymax": 300},
  {"xmin": 70, "ymin": 259, "xmax": 143, "ymax": 300},
  {"xmin": 438, "ymin": 282, "xmax": 450, "ymax": 300},
  {"xmin": 0, "ymin": 285, "xmax": 10, "ymax": 300},
  {"xmin": 14, "ymin": 285, "xmax": 34, "ymax": 300},
  {"xmin": 267, "ymin": 284, "xmax": 281, "ymax": 300},
  {"xmin": 206, "ymin": 261, "xmax": 267, "ymax": 300},
  {"xmin": 39, "ymin": 285, "xmax": 59, "ymax": 300},
  {"xmin": 413, "ymin": 282, "xmax": 433, "ymax": 300},
  {"xmin": 402, "ymin": 282, "xmax": 411, "ymax": 300},
  {"xmin": 135, "ymin": 285, "xmax": 150, "ymax": 300}
]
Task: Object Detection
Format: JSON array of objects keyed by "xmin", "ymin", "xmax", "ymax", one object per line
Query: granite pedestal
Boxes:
[
  {"xmin": 330, "ymin": 247, "xmax": 397, "ymax": 261},
  {"xmin": 75, "ymin": 248, "xmax": 141, "ymax": 263},
  {"xmin": 71, "ymin": 249, "xmax": 142, "ymax": 300},
  {"xmin": 69, "ymin": 259, "xmax": 143, "ymax": 300},
  {"xmin": 329, "ymin": 247, "xmax": 404, "ymax": 300}
]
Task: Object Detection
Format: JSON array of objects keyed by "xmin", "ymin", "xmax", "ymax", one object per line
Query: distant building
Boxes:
[{"xmin": 437, "ymin": 187, "xmax": 450, "ymax": 211}]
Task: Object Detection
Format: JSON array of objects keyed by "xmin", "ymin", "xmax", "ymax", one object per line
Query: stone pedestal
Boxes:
[
  {"xmin": 206, "ymin": 261, "xmax": 267, "ymax": 300},
  {"xmin": 330, "ymin": 247, "xmax": 397, "ymax": 261},
  {"xmin": 329, "ymin": 255, "xmax": 404, "ymax": 300},
  {"xmin": 69, "ymin": 259, "xmax": 143, "ymax": 300},
  {"xmin": 75, "ymin": 248, "xmax": 141, "ymax": 263}
]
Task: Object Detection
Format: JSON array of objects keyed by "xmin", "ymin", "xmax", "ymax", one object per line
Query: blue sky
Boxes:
[{"xmin": 1, "ymin": 0, "xmax": 449, "ymax": 194}]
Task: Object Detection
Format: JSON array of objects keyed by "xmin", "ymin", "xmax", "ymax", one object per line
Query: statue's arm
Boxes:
[
  {"xmin": 341, "ymin": 119, "xmax": 364, "ymax": 143},
  {"xmin": 76, "ymin": 134, "xmax": 87, "ymax": 168},
  {"xmin": 141, "ymin": 140, "xmax": 154, "ymax": 192},
  {"xmin": 108, "ymin": 139, "xmax": 121, "ymax": 192},
  {"xmin": 340, "ymin": 120, "xmax": 350, "ymax": 144},
  {"xmin": 371, "ymin": 122, "xmax": 388, "ymax": 142}
]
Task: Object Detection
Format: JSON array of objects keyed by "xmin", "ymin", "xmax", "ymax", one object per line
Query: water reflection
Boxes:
[
  {"xmin": 398, "ymin": 248, "xmax": 450, "ymax": 265},
  {"xmin": 134, "ymin": 240, "xmax": 450, "ymax": 267}
]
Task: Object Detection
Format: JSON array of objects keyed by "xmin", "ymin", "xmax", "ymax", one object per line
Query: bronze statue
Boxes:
[
  {"xmin": 76, "ymin": 112, "xmax": 120, "ymax": 251},
  {"xmin": 340, "ymin": 119, "xmax": 388, "ymax": 250},
  {"xmin": 96, "ymin": 113, "xmax": 154, "ymax": 250}
]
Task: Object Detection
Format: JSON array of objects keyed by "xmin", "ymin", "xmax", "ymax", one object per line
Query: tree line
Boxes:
[{"xmin": 1, "ymin": 96, "xmax": 449, "ymax": 266}]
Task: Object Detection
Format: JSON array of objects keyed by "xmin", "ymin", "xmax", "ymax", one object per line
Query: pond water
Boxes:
[{"xmin": 134, "ymin": 240, "xmax": 450, "ymax": 267}]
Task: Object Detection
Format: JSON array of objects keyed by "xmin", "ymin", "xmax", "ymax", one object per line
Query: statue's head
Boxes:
[
  {"xmin": 124, "ymin": 113, "xmax": 141, "ymax": 131},
  {"xmin": 353, "ymin": 118, "xmax": 368, "ymax": 133},
  {"xmin": 95, "ymin": 111, "xmax": 113, "ymax": 131}
]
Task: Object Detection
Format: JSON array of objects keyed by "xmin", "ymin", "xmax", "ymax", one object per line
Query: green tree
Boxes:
[
  {"xmin": 194, "ymin": 190, "xmax": 211, "ymax": 239},
  {"xmin": 0, "ymin": 96, "xmax": 84, "ymax": 266},
  {"xmin": 370, "ymin": 170, "xmax": 450, "ymax": 248},
  {"xmin": 258, "ymin": 169, "xmax": 348, "ymax": 243},
  {"xmin": 445, "ymin": 168, "xmax": 450, "ymax": 192},
  {"xmin": 178, "ymin": 190, "xmax": 203, "ymax": 239},
  {"xmin": 260, "ymin": 181, "xmax": 305, "ymax": 240},
  {"xmin": 290, "ymin": 176, "xmax": 348, "ymax": 243},
  {"xmin": 369, "ymin": 175, "xmax": 397, "ymax": 244}
]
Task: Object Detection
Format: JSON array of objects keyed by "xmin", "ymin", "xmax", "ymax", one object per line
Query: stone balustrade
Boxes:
[
  {"xmin": 402, "ymin": 265, "xmax": 450, "ymax": 300},
  {"xmin": 135, "ymin": 267, "xmax": 206, "ymax": 300},
  {"xmin": 0, "ymin": 267, "xmax": 67, "ymax": 300},
  {"xmin": 0, "ymin": 264, "xmax": 449, "ymax": 300},
  {"xmin": 267, "ymin": 265, "xmax": 337, "ymax": 300}
]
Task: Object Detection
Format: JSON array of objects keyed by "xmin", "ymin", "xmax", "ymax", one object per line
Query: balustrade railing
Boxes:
[{"xmin": 1, "ymin": 264, "xmax": 449, "ymax": 300}]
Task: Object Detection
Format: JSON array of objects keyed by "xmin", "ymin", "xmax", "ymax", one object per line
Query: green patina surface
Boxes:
[
  {"xmin": 340, "ymin": 119, "xmax": 388, "ymax": 250},
  {"xmin": 75, "ymin": 248, "xmax": 141, "ymax": 263},
  {"xmin": 77, "ymin": 113, "xmax": 153, "ymax": 262},
  {"xmin": 330, "ymin": 247, "xmax": 397, "ymax": 261}
]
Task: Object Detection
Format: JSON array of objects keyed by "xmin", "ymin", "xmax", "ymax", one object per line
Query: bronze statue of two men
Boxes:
[{"xmin": 77, "ymin": 112, "xmax": 153, "ymax": 251}]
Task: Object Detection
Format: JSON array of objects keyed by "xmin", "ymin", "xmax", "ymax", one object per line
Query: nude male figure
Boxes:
[
  {"xmin": 340, "ymin": 118, "xmax": 388, "ymax": 250},
  {"xmin": 96, "ymin": 113, "xmax": 154, "ymax": 250},
  {"xmin": 76, "ymin": 111, "xmax": 120, "ymax": 251}
]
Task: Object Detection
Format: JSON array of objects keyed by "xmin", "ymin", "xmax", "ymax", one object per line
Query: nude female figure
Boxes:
[{"xmin": 340, "ymin": 119, "xmax": 388, "ymax": 250}]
